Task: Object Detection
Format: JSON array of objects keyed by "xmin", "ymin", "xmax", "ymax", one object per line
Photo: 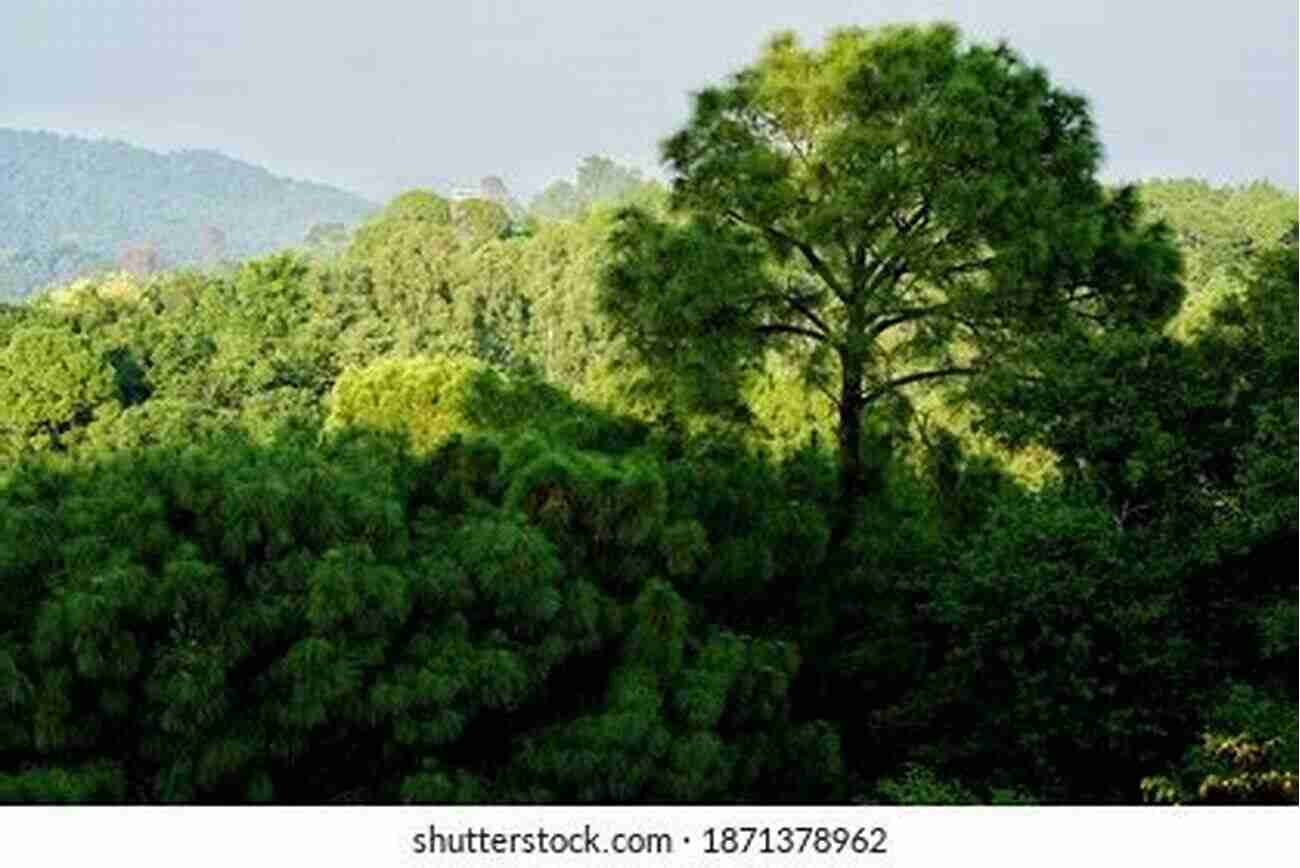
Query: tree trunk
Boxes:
[{"xmin": 833, "ymin": 353, "xmax": 866, "ymax": 547}]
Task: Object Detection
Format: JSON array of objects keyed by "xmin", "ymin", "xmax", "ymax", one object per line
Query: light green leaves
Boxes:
[
  {"xmin": 327, "ymin": 354, "xmax": 481, "ymax": 453},
  {"xmin": 0, "ymin": 325, "xmax": 116, "ymax": 454}
]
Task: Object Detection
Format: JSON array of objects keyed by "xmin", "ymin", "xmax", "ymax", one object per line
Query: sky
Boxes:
[{"xmin": 3, "ymin": 0, "xmax": 1296, "ymax": 203}]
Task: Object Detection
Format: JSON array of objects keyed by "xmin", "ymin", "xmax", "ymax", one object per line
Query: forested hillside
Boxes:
[
  {"xmin": 0, "ymin": 25, "xmax": 1295, "ymax": 805},
  {"xmin": 0, "ymin": 128, "xmax": 375, "ymax": 300},
  {"xmin": 1138, "ymin": 179, "xmax": 1298, "ymax": 334}
]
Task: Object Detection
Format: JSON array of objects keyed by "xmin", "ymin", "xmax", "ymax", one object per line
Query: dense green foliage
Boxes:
[
  {"xmin": 0, "ymin": 24, "xmax": 1295, "ymax": 805},
  {"xmin": 599, "ymin": 25, "xmax": 1184, "ymax": 532},
  {"xmin": 1138, "ymin": 179, "xmax": 1298, "ymax": 336},
  {"xmin": 0, "ymin": 128, "xmax": 374, "ymax": 300}
]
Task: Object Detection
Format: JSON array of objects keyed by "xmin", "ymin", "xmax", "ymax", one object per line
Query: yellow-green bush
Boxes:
[{"xmin": 327, "ymin": 355, "xmax": 481, "ymax": 454}]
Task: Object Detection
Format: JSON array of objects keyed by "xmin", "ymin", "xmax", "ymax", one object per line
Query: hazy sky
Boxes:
[{"xmin": 3, "ymin": 1, "xmax": 1296, "ymax": 202}]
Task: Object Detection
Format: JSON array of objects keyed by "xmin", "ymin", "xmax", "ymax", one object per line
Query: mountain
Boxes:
[{"xmin": 0, "ymin": 128, "xmax": 376, "ymax": 299}]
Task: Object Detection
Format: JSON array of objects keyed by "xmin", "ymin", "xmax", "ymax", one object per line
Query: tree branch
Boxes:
[
  {"xmin": 753, "ymin": 323, "xmax": 828, "ymax": 343},
  {"xmin": 735, "ymin": 287, "xmax": 834, "ymax": 343},
  {"xmin": 745, "ymin": 106, "xmax": 816, "ymax": 174},
  {"xmin": 784, "ymin": 293, "xmax": 835, "ymax": 341},
  {"xmin": 862, "ymin": 366, "xmax": 981, "ymax": 405},
  {"xmin": 724, "ymin": 209, "xmax": 848, "ymax": 301},
  {"xmin": 869, "ymin": 303, "xmax": 951, "ymax": 339}
]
